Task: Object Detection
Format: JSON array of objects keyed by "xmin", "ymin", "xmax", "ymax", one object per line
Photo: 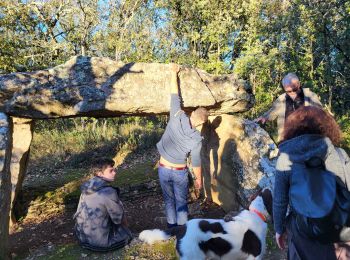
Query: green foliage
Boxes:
[
  {"xmin": 31, "ymin": 116, "xmax": 165, "ymax": 170},
  {"xmin": 113, "ymin": 162, "xmax": 158, "ymax": 187},
  {"xmin": 339, "ymin": 115, "xmax": 350, "ymax": 153},
  {"xmin": 1, "ymin": 0, "xmax": 350, "ymax": 150},
  {"xmin": 24, "ymin": 243, "xmax": 124, "ymax": 260},
  {"xmin": 20, "ymin": 240, "xmax": 176, "ymax": 260},
  {"xmin": 234, "ymin": 44, "xmax": 285, "ymax": 118},
  {"xmin": 123, "ymin": 240, "xmax": 177, "ymax": 260},
  {"xmin": 266, "ymin": 223, "xmax": 278, "ymax": 252},
  {"xmin": 24, "ymin": 162, "xmax": 158, "ymax": 224}
]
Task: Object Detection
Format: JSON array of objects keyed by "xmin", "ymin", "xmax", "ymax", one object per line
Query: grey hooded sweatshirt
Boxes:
[
  {"xmin": 273, "ymin": 134, "xmax": 350, "ymax": 235},
  {"xmin": 74, "ymin": 176, "xmax": 132, "ymax": 250},
  {"xmin": 156, "ymin": 94, "xmax": 203, "ymax": 167}
]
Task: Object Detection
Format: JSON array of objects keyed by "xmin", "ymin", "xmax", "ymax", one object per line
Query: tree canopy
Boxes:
[{"xmin": 1, "ymin": 0, "xmax": 349, "ymax": 145}]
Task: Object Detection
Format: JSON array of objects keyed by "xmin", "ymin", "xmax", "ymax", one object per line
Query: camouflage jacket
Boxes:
[{"xmin": 74, "ymin": 176, "xmax": 132, "ymax": 249}]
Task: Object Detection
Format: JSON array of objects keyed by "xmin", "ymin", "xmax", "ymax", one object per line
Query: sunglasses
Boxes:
[{"xmin": 284, "ymin": 85, "xmax": 299, "ymax": 94}]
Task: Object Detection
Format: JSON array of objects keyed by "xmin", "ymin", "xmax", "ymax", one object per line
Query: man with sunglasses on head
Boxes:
[{"xmin": 255, "ymin": 72, "xmax": 322, "ymax": 142}]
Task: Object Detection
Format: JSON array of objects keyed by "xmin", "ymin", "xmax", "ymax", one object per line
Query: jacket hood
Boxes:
[
  {"xmin": 276, "ymin": 134, "xmax": 339, "ymax": 172},
  {"xmin": 80, "ymin": 176, "xmax": 111, "ymax": 195},
  {"xmin": 278, "ymin": 134, "xmax": 335, "ymax": 163}
]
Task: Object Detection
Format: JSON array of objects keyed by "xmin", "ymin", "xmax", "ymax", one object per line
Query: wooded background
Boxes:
[{"xmin": 1, "ymin": 0, "xmax": 349, "ymax": 147}]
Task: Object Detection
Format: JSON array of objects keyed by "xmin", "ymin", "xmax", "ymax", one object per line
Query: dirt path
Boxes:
[
  {"xmin": 9, "ymin": 194, "xmax": 225, "ymax": 258},
  {"xmin": 9, "ymin": 148, "xmax": 286, "ymax": 259},
  {"xmin": 10, "ymin": 193, "xmax": 286, "ymax": 259}
]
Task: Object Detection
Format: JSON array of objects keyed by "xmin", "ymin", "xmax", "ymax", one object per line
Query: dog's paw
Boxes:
[
  {"xmin": 223, "ymin": 215, "xmax": 232, "ymax": 222},
  {"xmin": 223, "ymin": 211, "xmax": 240, "ymax": 222}
]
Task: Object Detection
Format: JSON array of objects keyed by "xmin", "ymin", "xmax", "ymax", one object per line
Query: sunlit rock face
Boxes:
[
  {"xmin": 0, "ymin": 56, "xmax": 254, "ymax": 119},
  {"xmin": 201, "ymin": 115, "xmax": 278, "ymax": 212},
  {"xmin": 9, "ymin": 118, "xmax": 33, "ymax": 226}
]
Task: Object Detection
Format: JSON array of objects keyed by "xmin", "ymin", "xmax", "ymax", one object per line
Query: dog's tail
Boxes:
[
  {"xmin": 139, "ymin": 226, "xmax": 185, "ymax": 244},
  {"xmin": 139, "ymin": 229, "xmax": 171, "ymax": 244}
]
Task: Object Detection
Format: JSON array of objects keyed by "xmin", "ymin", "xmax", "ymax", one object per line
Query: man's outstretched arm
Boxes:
[
  {"xmin": 255, "ymin": 97, "xmax": 281, "ymax": 123},
  {"xmin": 192, "ymin": 166, "xmax": 202, "ymax": 190},
  {"xmin": 170, "ymin": 63, "xmax": 180, "ymax": 94},
  {"xmin": 191, "ymin": 142, "xmax": 203, "ymax": 190},
  {"xmin": 169, "ymin": 64, "xmax": 181, "ymax": 117}
]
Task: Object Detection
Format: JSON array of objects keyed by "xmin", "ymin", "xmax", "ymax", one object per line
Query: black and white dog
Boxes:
[{"xmin": 139, "ymin": 189, "xmax": 273, "ymax": 260}]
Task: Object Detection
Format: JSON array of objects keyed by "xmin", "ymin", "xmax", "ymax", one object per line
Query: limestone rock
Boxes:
[
  {"xmin": 10, "ymin": 118, "xmax": 33, "ymax": 226},
  {"xmin": 201, "ymin": 114, "xmax": 278, "ymax": 212},
  {"xmin": 0, "ymin": 56, "xmax": 254, "ymax": 119},
  {"xmin": 0, "ymin": 113, "xmax": 12, "ymax": 260}
]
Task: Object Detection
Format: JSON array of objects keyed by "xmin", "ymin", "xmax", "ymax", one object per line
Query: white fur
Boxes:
[
  {"xmin": 138, "ymin": 229, "xmax": 170, "ymax": 244},
  {"xmin": 249, "ymin": 195, "xmax": 269, "ymax": 218},
  {"xmin": 139, "ymin": 195, "xmax": 271, "ymax": 260}
]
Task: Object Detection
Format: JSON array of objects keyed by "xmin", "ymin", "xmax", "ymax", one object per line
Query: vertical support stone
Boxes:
[
  {"xmin": 9, "ymin": 118, "xmax": 33, "ymax": 226},
  {"xmin": 201, "ymin": 114, "xmax": 277, "ymax": 212},
  {"xmin": 201, "ymin": 115, "xmax": 240, "ymax": 212},
  {"xmin": 0, "ymin": 114, "xmax": 13, "ymax": 260}
]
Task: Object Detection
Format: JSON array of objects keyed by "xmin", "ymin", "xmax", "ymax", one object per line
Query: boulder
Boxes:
[
  {"xmin": 0, "ymin": 113, "xmax": 12, "ymax": 260},
  {"xmin": 201, "ymin": 114, "xmax": 278, "ymax": 212},
  {"xmin": 9, "ymin": 118, "xmax": 33, "ymax": 226},
  {"xmin": 0, "ymin": 56, "xmax": 254, "ymax": 119}
]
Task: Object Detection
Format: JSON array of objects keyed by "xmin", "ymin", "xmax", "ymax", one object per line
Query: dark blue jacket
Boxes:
[{"xmin": 273, "ymin": 134, "xmax": 350, "ymax": 234}]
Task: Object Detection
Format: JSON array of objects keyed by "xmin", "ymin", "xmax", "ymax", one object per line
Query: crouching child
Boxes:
[{"xmin": 73, "ymin": 158, "xmax": 132, "ymax": 251}]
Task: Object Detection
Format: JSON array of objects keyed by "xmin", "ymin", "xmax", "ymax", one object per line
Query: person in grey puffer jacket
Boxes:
[
  {"xmin": 74, "ymin": 158, "xmax": 132, "ymax": 251},
  {"xmin": 273, "ymin": 106, "xmax": 350, "ymax": 260}
]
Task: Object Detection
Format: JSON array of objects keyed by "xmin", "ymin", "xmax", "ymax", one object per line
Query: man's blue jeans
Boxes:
[{"xmin": 158, "ymin": 166, "xmax": 189, "ymax": 226}]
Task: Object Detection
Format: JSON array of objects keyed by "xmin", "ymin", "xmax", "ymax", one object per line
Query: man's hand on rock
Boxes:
[{"xmin": 254, "ymin": 116, "xmax": 267, "ymax": 124}]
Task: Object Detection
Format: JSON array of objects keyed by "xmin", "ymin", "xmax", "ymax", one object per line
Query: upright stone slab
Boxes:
[
  {"xmin": 9, "ymin": 118, "xmax": 33, "ymax": 225},
  {"xmin": 201, "ymin": 114, "xmax": 278, "ymax": 212},
  {"xmin": 0, "ymin": 114, "xmax": 12, "ymax": 260}
]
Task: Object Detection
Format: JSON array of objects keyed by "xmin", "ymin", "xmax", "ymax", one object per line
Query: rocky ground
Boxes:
[{"xmin": 9, "ymin": 149, "xmax": 286, "ymax": 260}]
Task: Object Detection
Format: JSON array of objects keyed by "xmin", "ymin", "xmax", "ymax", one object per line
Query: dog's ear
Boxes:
[
  {"xmin": 261, "ymin": 189, "xmax": 273, "ymax": 221},
  {"xmin": 248, "ymin": 188, "xmax": 263, "ymax": 204}
]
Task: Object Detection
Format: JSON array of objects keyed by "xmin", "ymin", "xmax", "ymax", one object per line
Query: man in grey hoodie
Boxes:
[
  {"xmin": 157, "ymin": 64, "xmax": 209, "ymax": 228},
  {"xmin": 74, "ymin": 158, "xmax": 132, "ymax": 251}
]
